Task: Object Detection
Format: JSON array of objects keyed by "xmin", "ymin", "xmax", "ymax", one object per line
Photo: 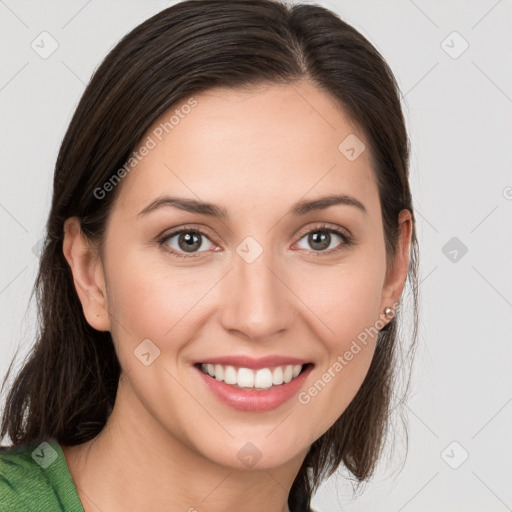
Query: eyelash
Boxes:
[{"xmin": 157, "ymin": 223, "xmax": 353, "ymax": 259}]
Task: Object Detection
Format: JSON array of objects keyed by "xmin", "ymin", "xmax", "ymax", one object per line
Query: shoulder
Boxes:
[{"xmin": 0, "ymin": 438, "xmax": 84, "ymax": 512}]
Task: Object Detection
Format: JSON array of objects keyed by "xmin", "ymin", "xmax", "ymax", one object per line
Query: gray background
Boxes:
[{"xmin": 1, "ymin": 1, "xmax": 511, "ymax": 510}]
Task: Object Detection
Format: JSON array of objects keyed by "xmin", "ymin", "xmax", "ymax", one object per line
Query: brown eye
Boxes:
[
  {"xmin": 177, "ymin": 231, "xmax": 202, "ymax": 252},
  {"xmin": 296, "ymin": 226, "xmax": 350, "ymax": 253},
  {"xmin": 307, "ymin": 231, "xmax": 332, "ymax": 251},
  {"xmin": 161, "ymin": 229, "xmax": 215, "ymax": 256}
]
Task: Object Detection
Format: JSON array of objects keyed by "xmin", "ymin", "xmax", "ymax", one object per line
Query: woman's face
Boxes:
[{"xmin": 71, "ymin": 80, "xmax": 410, "ymax": 471}]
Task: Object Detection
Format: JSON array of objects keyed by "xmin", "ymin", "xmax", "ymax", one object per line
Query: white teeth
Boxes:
[
  {"xmin": 214, "ymin": 364, "xmax": 224, "ymax": 381},
  {"xmin": 254, "ymin": 368, "xmax": 273, "ymax": 389},
  {"xmin": 237, "ymin": 368, "xmax": 254, "ymax": 388},
  {"xmin": 200, "ymin": 363, "xmax": 305, "ymax": 389},
  {"xmin": 272, "ymin": 367, "xmax": 284, "ymax": 385},
  {"xmin": 224, "ymin": 365, "xmax": 237, "ymax": 385}
]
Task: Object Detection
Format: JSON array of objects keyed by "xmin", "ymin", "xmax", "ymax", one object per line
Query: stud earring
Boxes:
[{"xmin": 384, "ymin": 307, "xmax": 393, "ymax": 317}]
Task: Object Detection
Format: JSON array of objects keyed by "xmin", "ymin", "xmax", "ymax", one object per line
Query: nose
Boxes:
[{"xmin": 219, "ymin": 244, "xmax": 296, "ymax": 342}]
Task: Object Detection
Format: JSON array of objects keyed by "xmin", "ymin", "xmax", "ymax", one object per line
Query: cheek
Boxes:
[
  {"xmin": 104, "ymin": 247, "xmax": 216, "ymax": 359},
  {"xmin": 299, "ymin": 258, "xmax": 385, "ymax": 345},
  {"xmin": 122, "ymin": 271, "xmax": 191, "ymax": 323},
  {"xmin": 291, "ymin": 260, "xmax": 384, "ymax": 434}
]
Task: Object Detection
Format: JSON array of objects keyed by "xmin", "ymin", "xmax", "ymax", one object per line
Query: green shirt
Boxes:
[{"xmin": 0, "ymin": 438, "xmax": 84, "ymax": 512}]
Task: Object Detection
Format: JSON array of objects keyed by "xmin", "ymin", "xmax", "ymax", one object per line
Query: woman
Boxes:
[{"xmin": 0, "ymin": 1, "xmax": 419, "ymax": 511}]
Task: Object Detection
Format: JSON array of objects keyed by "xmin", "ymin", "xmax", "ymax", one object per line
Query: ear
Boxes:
[
  {"xmin": 62, "ymin": 217, "xmax": 111, "ymax": 332},
  {"xmin": 379, "ymin": 209, "xmax": 413, "ymax": 323}
]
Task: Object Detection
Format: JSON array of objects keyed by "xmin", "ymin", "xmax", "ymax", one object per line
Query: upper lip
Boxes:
[{"xmin": 195, "ymin": 355, "xmax": 311, "ymax": 369}]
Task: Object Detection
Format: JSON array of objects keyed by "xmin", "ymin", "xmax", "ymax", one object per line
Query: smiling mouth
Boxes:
[{"xmin": 196, "ymin": 363, "xmax": 313, "ymax": 390}]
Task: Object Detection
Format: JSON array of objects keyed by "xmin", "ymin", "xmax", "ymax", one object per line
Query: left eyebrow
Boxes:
[
  {"xmin": 290, "ymin": 194, "xmax": 367, "ymax": 216},
  {"xmin": 137, "ymin": 193, "xmax": 367, "ymax": 219}
]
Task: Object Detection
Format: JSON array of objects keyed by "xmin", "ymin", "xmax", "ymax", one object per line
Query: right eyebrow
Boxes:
[{"xmin": 137, "ymin": 196, "xmax": 228, "ymax": 219}]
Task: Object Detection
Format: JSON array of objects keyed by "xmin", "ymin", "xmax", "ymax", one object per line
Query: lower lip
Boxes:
[{"xmin": 195, "ymin": 365, "xmax": 313, "ymax": 412}]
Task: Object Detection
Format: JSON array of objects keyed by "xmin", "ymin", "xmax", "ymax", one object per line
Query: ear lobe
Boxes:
[
  {"xmin": 62, "ymin": 217, "xmax": 111, "ymax": 332},
  {"xmin": 380, "ymin": 209, "xmax": 413, "ymax": 320}
]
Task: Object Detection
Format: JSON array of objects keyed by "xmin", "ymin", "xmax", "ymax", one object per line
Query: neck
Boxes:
[{"xmin": 62, "ymin": 377, "xmax": 304, "ymax": 512}]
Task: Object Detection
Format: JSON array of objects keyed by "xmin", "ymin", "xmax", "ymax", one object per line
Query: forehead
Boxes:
[{"xmin": 113, "ymin": 80, "xmax": 379, "ymax": 220}]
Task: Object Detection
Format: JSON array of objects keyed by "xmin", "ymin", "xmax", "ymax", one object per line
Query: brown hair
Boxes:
[{"xmin": 1, "ymin": 0, "xmax": 419, "ymax": 508}]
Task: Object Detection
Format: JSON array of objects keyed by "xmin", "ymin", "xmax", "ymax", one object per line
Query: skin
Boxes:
[{"xmin": 61, "ymin": 79, "xmax": 412, "ymax": 512}]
